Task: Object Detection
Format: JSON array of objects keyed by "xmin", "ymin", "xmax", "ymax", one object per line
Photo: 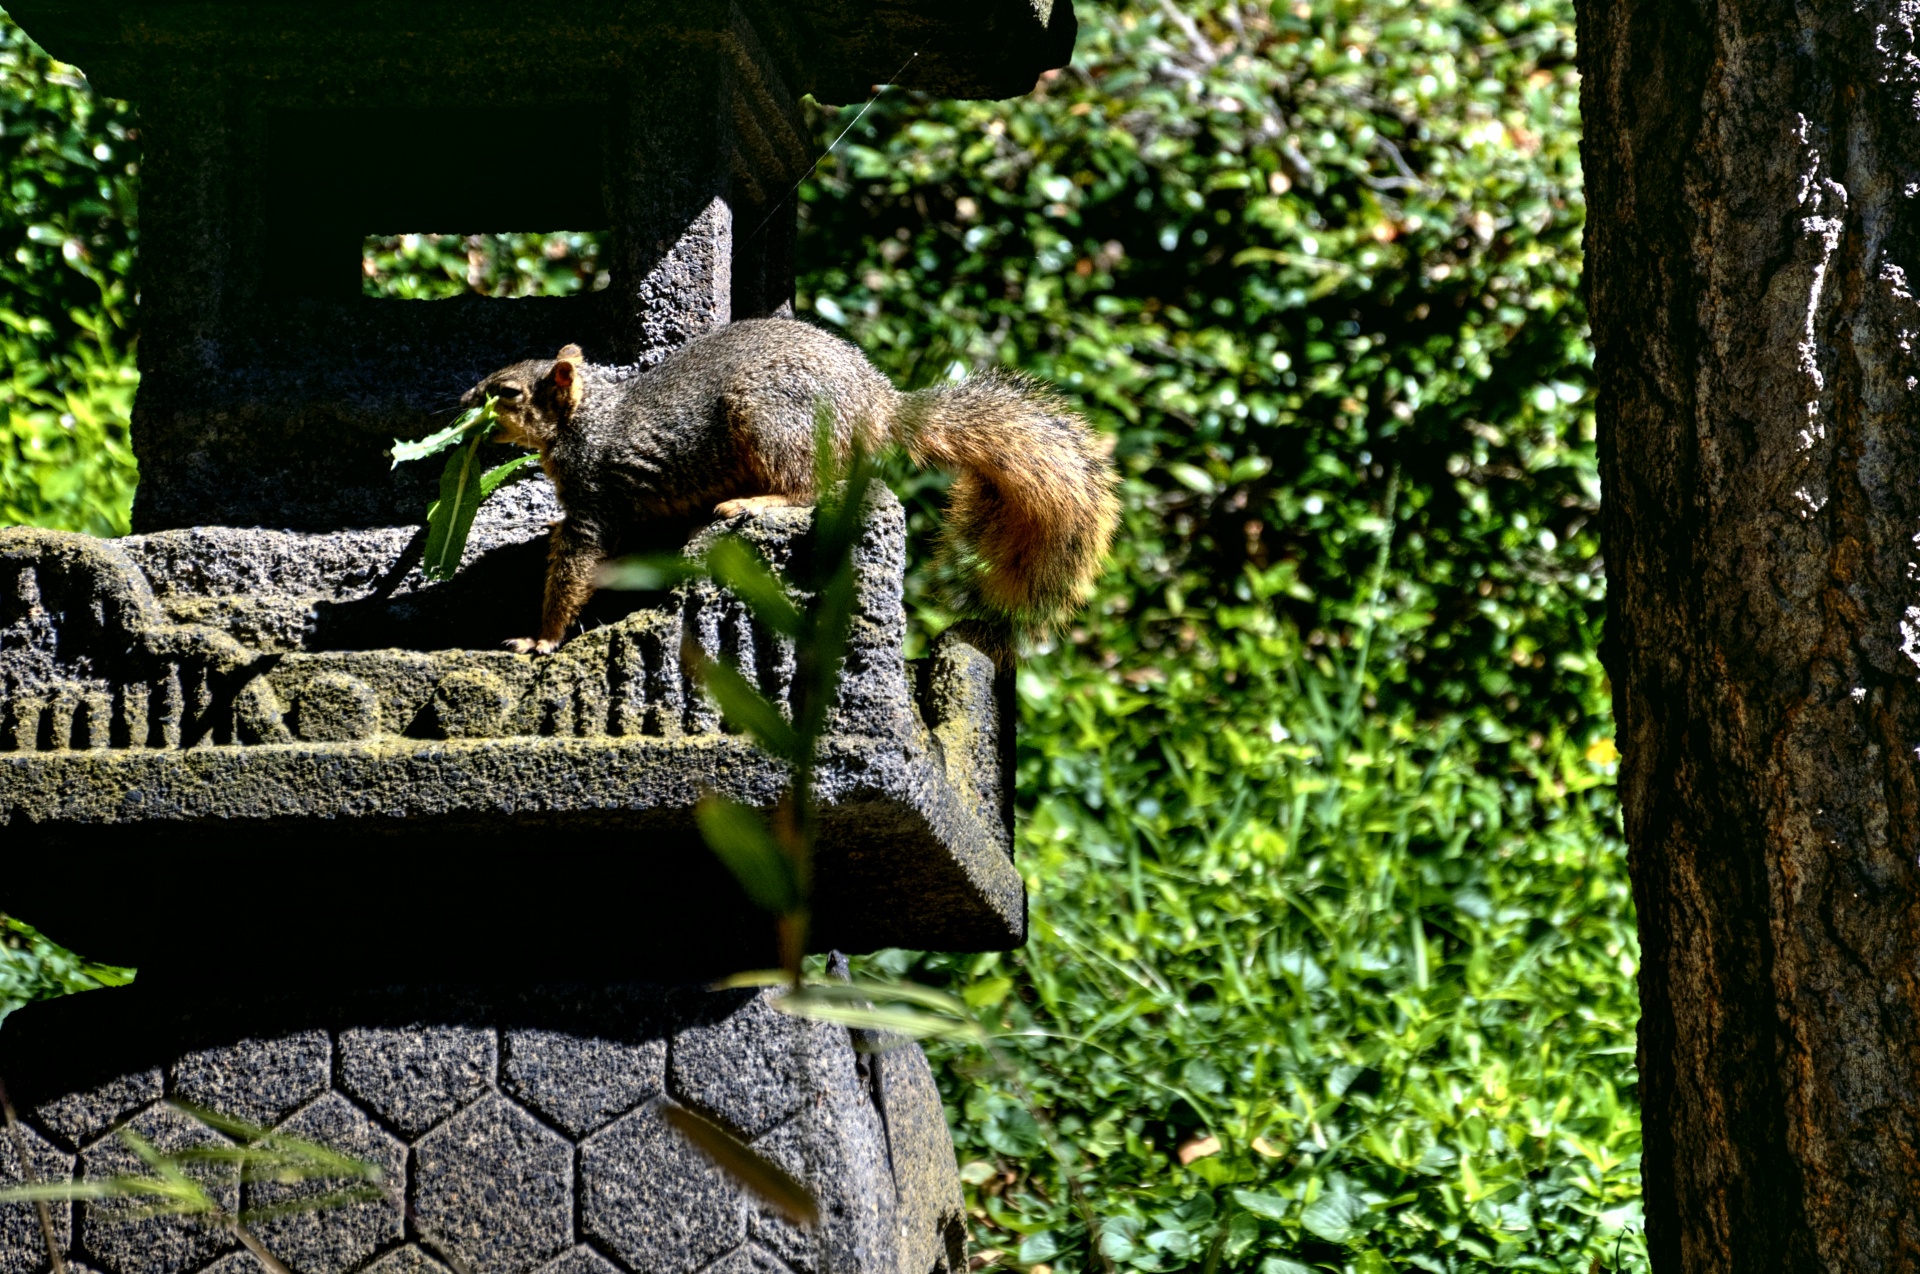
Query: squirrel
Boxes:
[{"xmin": 462, "ymin": 318, "xmax": 1120, "ymax": 663}]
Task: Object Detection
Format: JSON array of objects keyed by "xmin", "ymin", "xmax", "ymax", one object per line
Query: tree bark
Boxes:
[{"xmin": 1580, "ymin": 1, "xmax": 1920, "ymax": 1269}]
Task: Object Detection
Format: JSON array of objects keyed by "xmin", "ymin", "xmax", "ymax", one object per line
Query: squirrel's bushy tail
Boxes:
[{"xmin": 894, "ymin": 371, "xmax": 1120, "ymax": 650}]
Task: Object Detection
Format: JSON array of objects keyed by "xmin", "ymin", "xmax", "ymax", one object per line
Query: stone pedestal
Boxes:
[
  {"xmin": 0, "ymin": 983, "xmax": 968, "ymax": 1274},
  {"xmin": 0, "ymin": 3, "xmax": 1075, "ymax": 1270},
  {"xmin": 0, "ymin": 492, "xmax": 1011, "ymax": 1274}
]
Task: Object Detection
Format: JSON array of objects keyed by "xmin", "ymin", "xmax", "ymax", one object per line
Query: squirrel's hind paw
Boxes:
[
  {"xmin": 506, "ymin": 636, "xmax": 561, "ymax": 655},
  {"xmin": 715, "ymin": 493, "xmax": 804, "ymax": 518}
]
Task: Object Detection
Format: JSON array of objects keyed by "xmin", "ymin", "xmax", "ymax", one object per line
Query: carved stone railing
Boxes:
[{"xmin": 1, "ymin": 489, "xmax": 1021, "ymax": 976}]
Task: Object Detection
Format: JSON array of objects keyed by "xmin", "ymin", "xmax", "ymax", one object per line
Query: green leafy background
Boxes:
[{"xmin": 0, "ymin": 1, "xmax": 1640, "ymax": 1270}]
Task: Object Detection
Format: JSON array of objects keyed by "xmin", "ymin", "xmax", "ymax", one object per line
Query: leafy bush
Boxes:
[
  {"xmin": 797, "ymin": 0, "xmax": 1600, "ymax": 743},
  {"xmin": 0, "ymin": 18, "xmax": 135, "ymax": 366},
  {"xmin": 0, "ymin": 15, "xmax": 139, "ymax": 535},
  {"xmin": 361, "ymin": 231, "xmax": 609, "ymax": 299},
  {"xmin": 0, "ymin": 281, "xmax": 136, "ymax": 534}
]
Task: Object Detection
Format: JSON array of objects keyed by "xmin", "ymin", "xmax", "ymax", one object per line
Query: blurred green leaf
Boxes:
[
  {"xmin": 1232, "ymin": 1192, "xmax": 1291, "ymax": 1223},
  {"xmin": 1257, "ymin": 1260, "xmax": 1314, "ymax": 1274},
  {"xmin": 1018, "ymin": 1231, "xmax": 1063, "ymax": 1264},
  {"xmin": 702, "ymin": 659, "xmax": 801, "ymax": 759},
  {"xmin": 982, "ymin": 1099, "xmax": 1044, "ymax": 1157},
  {"xmin": 1101, "ymin": 1216, "xmax": 1141, "ymax": 1261},
  {"xmin": 695, "ymin": 796, "xmax": 800, "ymax": 913},
  {"xmin": 714, "ymin": 973, "xmax": 986, "ymax": 1043},
  {"xmin": 1299, "ymin": 1189, "xmax": 1370, "ymax": 1243},
  {"xmin": 0, "ymin": 1179, "xmax": 130, "ymax": 1204},
  {"xmin": 170, "ymin": 1102, "xmax": 384, "ymax": 1185},
  {"xmin": 706, "ymin": 537, "xmax": 805, "ymax": 637},
  {"xmin": 776, "ymin": 998, "xmax": 981, "ymax": 1045},
  {"xmin": 661, "ymin": 1103, "xmax": 820, "ymax": 1226},
  {"xmin": 597, "ymin": 553, "xmax": 701, "ymax": 591},
  {"xmin": 113, "ymin": 1130, "xmax": 217, "ymax": 1216},
  {"xmin": 237, "ymin": 1185, "xmax": 387, "ymax": 1224}
]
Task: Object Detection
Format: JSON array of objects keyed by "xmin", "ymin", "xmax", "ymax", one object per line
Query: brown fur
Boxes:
[
  {"xmin": 463, "ymin": 319, "xmax": 1119, "ymax": 658},
  {"xmin": 898, "ymin": 372, "xmax": 1120, "ymax": 627}
]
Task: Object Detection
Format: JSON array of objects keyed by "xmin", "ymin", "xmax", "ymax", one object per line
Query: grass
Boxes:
[
  {"xmin": 0, "ymin": 275, "xmax": 138, "ymax": 537},
  {"xmin": 880, "ymin": 629, "xmax": 1640, "ymax": 1274}
]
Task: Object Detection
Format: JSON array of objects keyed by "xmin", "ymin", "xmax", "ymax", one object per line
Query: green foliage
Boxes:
[
  {"xmin": 361, "ymin": 231, "xmax": 608, "ymax": 298},
  {"xmin": 797, "ymin": 0, "xmax": 1598, "ymax": 741},
  {"xmin": 799, "ymin": 1, "xmax": 1637, "ymax": 1267},
  {"xmin": 0, "ymin": 15, "xmax": 139, "ymax": 534},
  {"xmin": 0, "ymin": 914, "xmax": 133, "ymax": 1026},
  {"xmin": 0, "ymin": 16, "xmax": 135, "ymax": 364},
  {"xmin": 391, "ymin": 397, "xmax": 540, "ymax": 581},
  {"xmin": 870, "ymin": 643, "xmax": 1641, "ymax": 1273},
  {"xmin": 0, "ymin": 287, "xmax": 136, "ymax": 534}
]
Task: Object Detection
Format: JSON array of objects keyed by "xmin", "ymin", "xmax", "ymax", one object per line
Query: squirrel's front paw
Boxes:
[{"xmin": 506, "ymin": 637, "xmax": 560, "ymax": 655}]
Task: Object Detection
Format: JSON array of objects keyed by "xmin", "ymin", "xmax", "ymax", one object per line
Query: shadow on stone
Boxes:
[{"xmin": 306, "ymin": 516, "xmax": 703, "ymax": 654}]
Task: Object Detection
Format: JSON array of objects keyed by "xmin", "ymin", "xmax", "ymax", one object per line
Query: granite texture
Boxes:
[
  {"xmin": 580, "ymin": 1102, "xmax": 748, "ymax": 1274},
  {"xmin": 415, "ymin": 1096, "xmax": 575, "ymax": 1274},
  {"xmin": 245, "ymin": 1093, "xmax": 408, "ymax": 1274},
  {"xmin": 0, "ymin": 984, "xmax": 966, "ymax": 1274},
  {"xmin": 541, "ymin": 1252, "xmax": 625, "ymax": 1274},
  {"xmin": 339, "ymin": 1028, "xmax": 497, "ymax": 1140},
  {"xmin": 0, "ymin": 1118, "xmax": 73, "ymax": 1274},
  {"xmin": 363, "ymin": 1250, "xmax": 455, "ymax": 1274},
  {"xmin": 170, "ymin": 1029, "xmax": 332, "ymax": 1127},
  {"xmin": 667, "ymin": 993, "xmax": 815, "ymax": 1140},
  {"xmin": 504, "ymin": 1026, "xmax": 667, "ymax": 1140},
  {"xmin": 29, "ymin": 1071, "xmax": 164, "ymax": 1151}
]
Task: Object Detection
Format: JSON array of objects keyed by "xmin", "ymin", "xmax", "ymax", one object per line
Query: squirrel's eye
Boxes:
[{"xmin": 492, "ymin": 384, "xmax": 524, "ymax": 401}]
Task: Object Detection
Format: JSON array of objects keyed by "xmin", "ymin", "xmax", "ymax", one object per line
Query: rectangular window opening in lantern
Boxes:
[
  {"xmin": 361, "ymin": 232, "xmax": 611, "ymax": 299},
  {"xmin": 264, "ymin": 106, "xmax": 610, "ymax": 300}
]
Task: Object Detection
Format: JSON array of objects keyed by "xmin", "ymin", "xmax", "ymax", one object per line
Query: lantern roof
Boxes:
[{"xmin": 6, "ymin": 0, "xmax": 1078, "ymax": 104}]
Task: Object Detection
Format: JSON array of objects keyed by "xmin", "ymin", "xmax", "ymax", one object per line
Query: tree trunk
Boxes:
[{"xmin": 1579, "ymin": 1, "xmax": 1920, "ymax": 1269}]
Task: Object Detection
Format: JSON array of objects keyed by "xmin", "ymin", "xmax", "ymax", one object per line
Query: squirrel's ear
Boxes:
[{"xmin": 551, "ymin": 345, "xmax": 583, "ymax": 390}]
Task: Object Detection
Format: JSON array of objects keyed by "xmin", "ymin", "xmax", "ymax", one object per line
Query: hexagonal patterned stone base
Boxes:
[{"xmin": 0, "ymin": 984, "xmax": 966, "ymax": 1274}]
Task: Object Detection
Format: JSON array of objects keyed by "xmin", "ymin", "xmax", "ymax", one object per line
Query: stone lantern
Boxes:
[{"xmin": 0, "ymin": 4, "xmax": 1076, "ymax": 1272}]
